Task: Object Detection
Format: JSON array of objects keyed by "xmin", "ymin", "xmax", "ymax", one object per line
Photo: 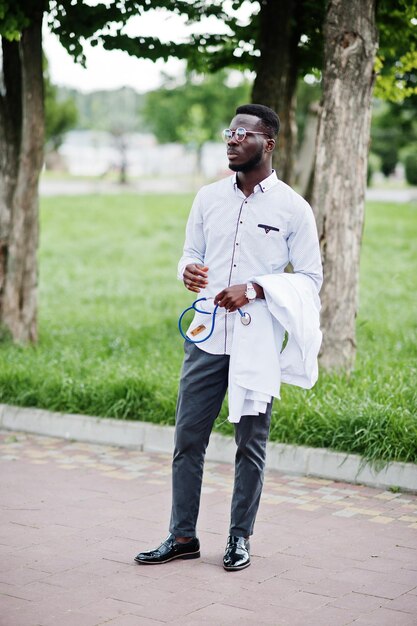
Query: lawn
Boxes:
[{"xmin": 0, "ymin": 193, "xmax": 416, "ymax": 465}]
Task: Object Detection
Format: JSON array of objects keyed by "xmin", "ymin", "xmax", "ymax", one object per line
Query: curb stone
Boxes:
[{"xmin": 1, "ymin": 403, "xmax": 416, "ymax": 493}]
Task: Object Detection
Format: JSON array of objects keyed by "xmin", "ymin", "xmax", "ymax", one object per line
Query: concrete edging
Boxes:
[{"xmin": 1, "ymin": 403, "xmax": 416, "ymax": 493}]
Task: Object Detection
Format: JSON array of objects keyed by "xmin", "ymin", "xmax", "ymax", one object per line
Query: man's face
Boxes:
[{"xmin": 226, "ymin": 114, "xmax": 269, "ymax": 173}]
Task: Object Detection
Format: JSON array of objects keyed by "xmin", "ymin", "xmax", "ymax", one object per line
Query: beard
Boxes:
[{"xmin": 228, "ymin": 146, "xmax": 264, "ymax": 173}]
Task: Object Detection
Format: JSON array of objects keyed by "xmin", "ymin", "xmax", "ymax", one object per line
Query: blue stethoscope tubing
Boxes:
[{"xmin": 178, "ymin": 297, "xmax": 250, "ymax": 344}]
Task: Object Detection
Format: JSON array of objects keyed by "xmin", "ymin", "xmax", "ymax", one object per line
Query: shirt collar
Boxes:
[{"xmin": 232, "ymin": 170, "xmax": 279, "ymax": 194}]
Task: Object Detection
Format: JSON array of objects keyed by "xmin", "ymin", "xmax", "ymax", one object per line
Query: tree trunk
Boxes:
[
  {"xmin": 311, "ymin": 0, "xmax": 378, "ymax": 371},
  {"xmin": 251, "ymin": 0, "xmax": 300, "ymax": 185},
  {"xmin": 0, "ymin": 3, "xmax": 44, "ymax": 343}
]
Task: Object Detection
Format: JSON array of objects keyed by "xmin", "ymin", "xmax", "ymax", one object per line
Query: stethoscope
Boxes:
[{"xmin": 178, "ymin": 297, "xmax": 251, "ymax": 344}]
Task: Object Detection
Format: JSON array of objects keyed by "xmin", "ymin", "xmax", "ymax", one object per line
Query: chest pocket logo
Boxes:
[{"xmin": 258, "ymin": 223, "xmax": 280, "ymax": 234}]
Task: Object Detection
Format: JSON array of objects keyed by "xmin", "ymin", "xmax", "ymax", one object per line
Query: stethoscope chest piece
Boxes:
[{"xmin": 240, "ymin": 312, "xmax": 251, "ymax": 326}]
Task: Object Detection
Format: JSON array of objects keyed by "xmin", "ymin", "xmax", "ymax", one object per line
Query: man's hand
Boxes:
[
  {"xmin": 214, "ymin": 284, "xmax": 248, "ymax": 312},
  {"xmin": 214, "ymin": 283, "xmax": 265, "ymax": 311},
  {"xmin": 183, "ymin": 264, "xmax": 209, "ymax": 293}
]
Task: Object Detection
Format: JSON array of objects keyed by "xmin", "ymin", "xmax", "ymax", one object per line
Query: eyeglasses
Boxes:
[{"xmin": 222, "ymin": 127, "xmax": 270, "ymax": 143}]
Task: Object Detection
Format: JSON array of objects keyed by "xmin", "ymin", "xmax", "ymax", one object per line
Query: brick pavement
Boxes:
[{"xmin": 1, "ymin": 430, "xmax": 416, "ymax": 626}]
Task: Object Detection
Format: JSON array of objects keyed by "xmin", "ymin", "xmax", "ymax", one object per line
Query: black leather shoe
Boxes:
[
  {"xmin": 134, "ymin": 534, "xmax": 200, "ymax": 565},
  {"xmin": 223, "ymin": 535, "xmax": 250, "ymax": 571}
]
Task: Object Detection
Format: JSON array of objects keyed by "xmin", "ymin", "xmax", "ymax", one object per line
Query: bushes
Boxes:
[
  {"xmin": 404, "ymin": 149, "xmax": 417, "ymax": 185},
  {"xmin": 380, "ymin": 146, "xmax": 398, "ymax": 178}
]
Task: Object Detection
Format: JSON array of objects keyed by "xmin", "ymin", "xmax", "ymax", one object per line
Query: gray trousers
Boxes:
[{"xmin": 169, "ymin": 341, "xmax": 272, "ymax": 538}]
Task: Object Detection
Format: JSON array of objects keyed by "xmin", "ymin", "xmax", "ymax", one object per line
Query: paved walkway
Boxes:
[{"xmin": 1, "ymin": 431, "xmax": 417, "ymax": 626}]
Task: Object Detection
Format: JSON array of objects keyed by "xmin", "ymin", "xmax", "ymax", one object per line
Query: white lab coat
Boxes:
[{"xmin": 227, "ymin": 273, "xmax": 322, "ymax": 423}]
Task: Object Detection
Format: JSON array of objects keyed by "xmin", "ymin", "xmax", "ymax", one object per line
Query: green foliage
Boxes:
[
  {"xmin": 44, "ymin": 58, "xmax": 77, "ymax": 150},
  {"xmin": 0, "ymin": 194, "xmax": 415, "ymax": 465},
  {"xmin": 186, "ymin": 0, "xmax": 417, "ymax": 110},
  {"xmin": 375, "ymin": 0, "xmax": 417, "ymax": 103},
  {"xmin": 182, "ymin": 0, "xmax": 325, "ymax": 77},
  {"xmin": 389, "ymin": 485, "xmax": 401, "ymax": 493},
  {"xmin": 44, "ymin": 95, "xmax": 77, "ymax": 150},
  {"xmin": 143, "ymin": 71, "xmax": 251, "ymax": 146},
  {"xmin": 57, "ymin": 86, "xmax": 144, "ymax": 133},
  {"xmin": 380, "ymin": 147, "xmax": 398, "ymax": 178},
  {"xmin": 2, "ymin": 0, "xmax": 416, "ymax": 111},
  {"xmin": 44, "ymin": 0, "xmax": 229, "ymax": 67},
  {"xmin": 367, "ymin": 160, "xmax": 373, "ymax": 186},
  {"xmin": 375, "ymin": 51, "xmax": 417, "ymax": 103},
  {"xmin": 0, "ymin": 0, "xmax": 29, "ymax": 39},
  {"xmin": 1, "ymin": 1, "xmax": 225, "ymax": 64},
  {"xmin": 404, "ymin": 148, "xmax": 417, "ymax": 184},
  {"xmin": 371, "ymin": 96, "xmax": 417, "ymax": 176}
]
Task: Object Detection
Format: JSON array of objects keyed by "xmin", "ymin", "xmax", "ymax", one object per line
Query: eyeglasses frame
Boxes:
[{"xmin": 222, "ymin": 127, "xmax": 271, "ymax": 143}]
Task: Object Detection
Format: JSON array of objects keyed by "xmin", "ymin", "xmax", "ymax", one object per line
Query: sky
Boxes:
[
  {"xmin": 43, "ymin": 33, "xmax": 186, "ymax": 93},
  {"xmin": 43, "ymin": 3, "xmax": 255, "ymax": 94}
]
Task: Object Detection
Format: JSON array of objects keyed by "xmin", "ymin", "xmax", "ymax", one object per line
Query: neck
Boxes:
[{"xmin": 236, "ymin": 166, "xmax": 273, "ymax": 197}]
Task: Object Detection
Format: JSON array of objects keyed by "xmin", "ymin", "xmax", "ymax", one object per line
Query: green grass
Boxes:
[{"xmin": 1, "ymin": 195, "xmax": 416, "ymax": 465}]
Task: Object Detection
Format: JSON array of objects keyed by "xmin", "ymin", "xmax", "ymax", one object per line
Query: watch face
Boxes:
[{"xmin": 246, "ymin": 285, "xmax": 256, "ymax": 300}]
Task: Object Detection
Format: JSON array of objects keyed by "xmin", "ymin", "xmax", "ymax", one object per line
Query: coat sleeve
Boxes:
[{"xmin": 287, "ymin": 198, "xmax": 323, "ymax": 293}]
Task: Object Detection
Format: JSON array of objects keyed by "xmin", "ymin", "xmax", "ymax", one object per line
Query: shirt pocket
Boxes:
[{"xmin": 256, "ymin": 223, "xmax": 289, "ymax": 266}]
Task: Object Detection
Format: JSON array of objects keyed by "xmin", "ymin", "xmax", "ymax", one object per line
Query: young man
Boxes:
[{"xmin": 134, "ymin": 104, "xmax": 323, "ymax": 571}]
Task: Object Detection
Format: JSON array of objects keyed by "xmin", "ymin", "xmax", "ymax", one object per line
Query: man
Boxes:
[{"xmin": 134, "ymin": 104, "xmax": 322, "ymax": 571}]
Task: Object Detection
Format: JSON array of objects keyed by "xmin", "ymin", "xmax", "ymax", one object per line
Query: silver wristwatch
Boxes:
[{"xmin": 245, "ymin": 282, "xmax": 257, "ymax": 303}]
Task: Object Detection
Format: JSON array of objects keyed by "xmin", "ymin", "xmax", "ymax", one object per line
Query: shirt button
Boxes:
[{"xmin": 233, "ymin": 264, "xmax": 236, "ymax": 267}]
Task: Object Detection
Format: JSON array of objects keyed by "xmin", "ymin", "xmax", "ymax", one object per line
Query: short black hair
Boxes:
[{"xmin": 235, "ymin": 103, "xmax": 280, "ymax": 138}]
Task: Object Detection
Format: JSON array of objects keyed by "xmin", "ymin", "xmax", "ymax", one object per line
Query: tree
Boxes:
[
  {"xmin": 309, "ymin": 0, "xmax": 417, "ymax": 370},
  {"xmin": 142, "ymin": 71, "xmax": 250, "ymax": 173},
  {"xmin": 311, "ymin": 0, "xmax": 378, "ymax": 371},
  {"xmin": 1, "ymin": 0, "xmax": 416, "ymax": 365},
  {"xmin": 0, "ymin": 0, "xmax": 44, "ymax": 343},
  {"xmin": 185, "ymin": 0, "xmax": 325, "ymax": 186},
  {"xmin": 251, "ymin": 1, "xmax": 324, "ymax": 185},
  {"xmin": 233, "ymin": 0, "xmax": 417, "ymax": 370},
  {"xmin": 182, "ymin": 0, "xmax": 417, "ymax": 371},
  {"xmin": 0, "ymin": 0, "xmax": 223, "ymax": 343},
  {"xmin": 184, "ymin": 0, "xmax": 417, "ymax": 184}
]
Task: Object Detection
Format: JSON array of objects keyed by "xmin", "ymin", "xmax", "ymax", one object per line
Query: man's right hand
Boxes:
[{"xmin": 183, "ymin": 264, "xmax": 209, "ymax": 293}]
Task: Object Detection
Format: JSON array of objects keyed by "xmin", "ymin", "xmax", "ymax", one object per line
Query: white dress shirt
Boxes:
[{"xmin": 178, "ymin": 171, "xmax": 323, "ymax": 356}]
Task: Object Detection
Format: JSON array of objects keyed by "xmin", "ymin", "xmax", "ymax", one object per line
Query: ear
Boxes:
[{"xmin": 265, "ymin": 138, "xmax": 276, "ymax": 152}]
